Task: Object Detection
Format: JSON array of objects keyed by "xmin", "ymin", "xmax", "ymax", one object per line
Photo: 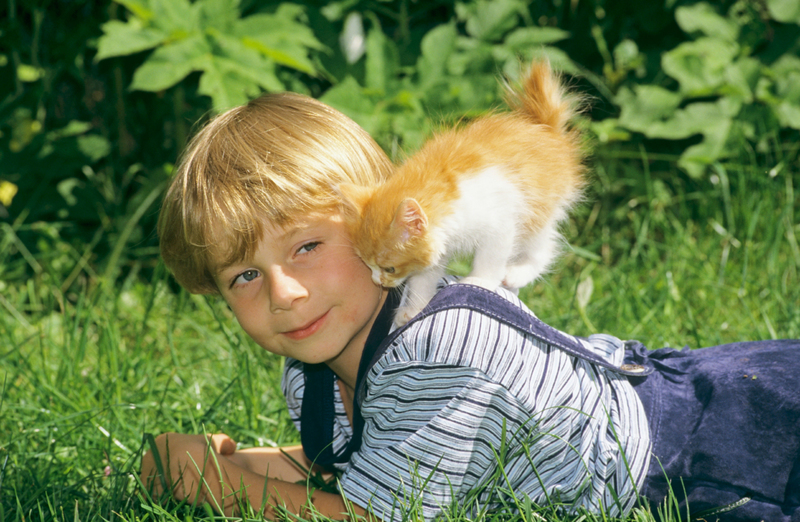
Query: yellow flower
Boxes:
[{"xmin": 0, "ymin": 180, "xmax": 19, "ymax": 207}]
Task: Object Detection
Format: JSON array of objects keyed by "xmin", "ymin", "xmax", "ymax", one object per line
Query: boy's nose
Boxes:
[{"xmin": 267, "ymin": 266, "xmax": 307, "ymax": 312}]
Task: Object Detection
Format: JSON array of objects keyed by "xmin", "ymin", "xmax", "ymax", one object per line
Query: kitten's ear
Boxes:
[
  {"xmin": 393, "ymin": 198, "xmax": 428, "ymax": 240},
  {"xmin": 335, "ymin": 183, "xmax": 373, "ymax": 219}
]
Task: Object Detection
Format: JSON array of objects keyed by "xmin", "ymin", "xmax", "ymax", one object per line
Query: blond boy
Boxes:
[{"xmin": 145, "ymin": 89, "xmax": 800, "ymax": 522}]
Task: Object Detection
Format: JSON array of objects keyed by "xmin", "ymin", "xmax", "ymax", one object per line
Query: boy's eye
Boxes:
[
  {"xmin": 296, "ymin": 242, "xmax": 321, "ymax": 255},
  {"xmin": 382, "ymin": 266, "xmax": 395, "ymax": 274},
  {"xmin": 233, "ymin": 269, "xmax": 260, "ymax": 287}
]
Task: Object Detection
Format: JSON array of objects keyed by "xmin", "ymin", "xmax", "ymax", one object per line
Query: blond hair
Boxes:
[{"xmin": 158, "ymin": 92, "xmax": 392, "ymax": 294}]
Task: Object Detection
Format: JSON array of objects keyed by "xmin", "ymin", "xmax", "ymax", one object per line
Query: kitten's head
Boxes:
[{"xmin": 337, "ymin": 184, "xmax": 434, "ymax": 287}]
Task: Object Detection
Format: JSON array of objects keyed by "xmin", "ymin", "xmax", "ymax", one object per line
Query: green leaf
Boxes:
[
  {"xmin": 456, "ymin": 0, "xmax": 524, "ymax": 42},
  {"xmin": 613, "ymin": 39, "xmax": 641, "ymax": 70},
  {"xmin": 503, "ymin": 26, "xmax": 570, "ymax": 49},
  {"xmin": 720, "ymin": 57, "xmax": 761, "ymax": 103},
  {"xmin": 767, "ymin": 0, "xmax": 800, "ymax": 24},
  {"xmin": 198, "ymin": 60, "xmax": 259, "ymax": 110},
  {"xmin": 661, "ymin": 37, "xmax": 738, "ymax": 95},
  {"xmin": 320, "ymin": 76, "xmax": 378, "ymax": 134},
  {"xmin": 198, "ymin": 0, "xmax": 240, "ymax": 33},
  {"xmin": 770, "ymin": 56, "xmax": 800, "ymax": 129},
  {"xmin": 129, "ymin": 34, "xmax": 209, "ymax": 91},
  {"xmin": 243, "ymin": 37, "xmax": 316, "ymax": 74},
  {"xmin": 449, "ymin": 37, "xmax": 495, "ymax": 76},
  {"xmin": 417, "ymin": 23, "xmax": 457, "ymax": 91},
  {"xmin": 147, "ymin": 0, "xmax": 198, "ymax": 34},
  {"xmin": 364, "ymin": 18, "xmax": 399, "ymax": 94},
  {"xmin": 675, "ymin": 3, "xmax": 739, "ymax": 41},
  {"xmin": 235, "ymin": 6, "xmax": 324, "ymax": 75},
  {"xmin": 96, "ymin": 19, "xmax": 167, "ymax": 60},
  {"xmin": 208, "ymin": 31, "xmax": 284, "ymax": 92},
  {"xmin": 47, "ymin": 121, "xmax": 92, "ymax": 139},
  {"xmin": 57, "ymin": 178, "xmax": 81, "ymax": 206},
  {"xmin": 658, "ymin": 98, "xmax": 740, "ymax": 141},
  {"xmin": 77, "ymin": 135, "xmax": 111, "ymax": 163},
  {"xmin": 616, "ymin": 85, "xmax": 683, "ymax": 135},
  {"xmin": 522, "ymin": 47, "xmax": 579, "ymax": 76},
  {"xmin": 115, "ymin": 0, "xmax": 155, "ymax": 22}
]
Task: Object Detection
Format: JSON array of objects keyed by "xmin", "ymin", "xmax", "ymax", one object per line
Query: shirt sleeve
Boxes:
[{"xmin": 339, "ymin": 361, "xmax": 535, "ymax": 522}]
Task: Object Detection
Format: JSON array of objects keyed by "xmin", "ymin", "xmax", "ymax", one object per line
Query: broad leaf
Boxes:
[
  {"xmin": 148, "ymin": 0, "xmax": 198, "ymax": 34},
  {"xmin": 129, "ymin": 35, "xmax": 209, "ymax": 91},
  {"xmin": 662, "ymin": 37, "xmax": 738, "ymax": 95},
  {"xmin": 767, "ymin": 0, "xmax": 800, "ymax": 24},
  {"xmin": 234, "ymin": 6, "xmax": 324, "ymax": 74},
  {"xmin": 198, "ymin": 0, "xmax": 241, "ymax": 33},
  {"xmin": 675, "ymin": 3, "xmax": 739, "ymax": 41},
  {"xmin": 198, "ymin": 59, "xmax": 263, "ymax": 110},
  {"xmin": 503, "ymin": 26, "xmax": 570, "ymax": 48},
  {"xmin": 96, "ymin": 19, "xmax": 167, "ymax": 60},
  {"xmin": 320, "ymin": 76, "xmax": 377, "ymax": 134},
  {"xmin": 771, "ymin": 56, "xmax": 800, "ymax": 129},
  {"xmin": 364, "ymin": 19, "xmax": 399, "ymax": 94},
  {"xmin": 456, "ymin": 0, "xmax": 524, "ymax": 42},
  {"xmin": 417, "ymin": 23, "xmax": 457, "ymax": 91},
  {"xmin": 211, "ymin": 31, "xmax": 284, "ymax": 90},
  {"xmin": 616, "ymin": 85, "xmax": 683, "ymax": 135}
]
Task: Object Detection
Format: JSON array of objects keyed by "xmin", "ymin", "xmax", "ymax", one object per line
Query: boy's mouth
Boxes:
[{"xmin": 283, "ymin": 311, "xmax": 329, "ymax": 341}]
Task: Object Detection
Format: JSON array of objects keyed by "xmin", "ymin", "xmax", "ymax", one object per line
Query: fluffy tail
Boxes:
[{"xmin": 504, "ymin": 60, "xmax": 578, "ymax": 133}]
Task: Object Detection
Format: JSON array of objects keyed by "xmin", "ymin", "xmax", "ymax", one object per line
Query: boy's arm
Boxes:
[
  {"xmin": 227, "ymin": 444, "xmax": 329, "ymax": 483},
  {"xmin": 140, "ymin": 433, "xmax": 374, "ymax": 520}
]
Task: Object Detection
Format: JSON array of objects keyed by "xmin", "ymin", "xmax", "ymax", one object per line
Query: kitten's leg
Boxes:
[
  {"xmin": 502, "ymin": 221, "xmax": 561, "ymax": 290},
  {"xmin": 395, "ymin": 266, "xmax": 445, "ymax": 326},
  {"xmin": 463, "ymin": 231, "xmax": 515, "ymax": 291}
]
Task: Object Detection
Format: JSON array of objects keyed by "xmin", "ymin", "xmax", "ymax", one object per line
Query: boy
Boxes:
[{"xmin": 144, "ymin": 81, "xmax": 800, "ymax": 520}]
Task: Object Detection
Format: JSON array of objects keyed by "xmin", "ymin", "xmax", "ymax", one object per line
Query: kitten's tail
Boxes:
[{"xmin": 504, "ymin": 60, "xmax": 578, "ymax": 133}]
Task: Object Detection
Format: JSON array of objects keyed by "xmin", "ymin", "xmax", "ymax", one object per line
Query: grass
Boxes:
[{"xmin": 1, "ymin": 147, "xmax": 798, "ymax": 521}]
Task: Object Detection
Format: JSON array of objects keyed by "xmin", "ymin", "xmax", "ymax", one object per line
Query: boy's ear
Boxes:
[
  {"xmin": 392, "ymin": 198, "xmax": 427, "ymax": 241},
  {"xmin": 334, "ymin": 183, "xmax": 373, "ymax": 219}
]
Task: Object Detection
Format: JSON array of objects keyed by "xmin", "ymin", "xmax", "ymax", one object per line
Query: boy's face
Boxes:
[{"xmin": 214, "ymin": 212, "xmax": 386, "ymax": 375}]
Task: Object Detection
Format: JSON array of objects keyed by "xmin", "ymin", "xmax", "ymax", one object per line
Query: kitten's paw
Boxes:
[
  {"xmin": 502, "ymin": 265, "xmax": 539, "ymax": 290},
  {"xmin": 394, "ymin": 305, "xmax": 422, "ymax": 327},
  {"xmin": 461, "ymin": 276, "xmax": 502, "ymax": 291}
]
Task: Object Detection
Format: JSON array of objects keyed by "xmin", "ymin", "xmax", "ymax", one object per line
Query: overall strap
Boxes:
[
  {"xmin": 426, "ymin": 284, "xmax": 653, "ymax": 376},
  {"xmin": 359, "ymin": 283, "xmax": 653, "ymax": 403},
  {"xmin": 300, "ymin": 288, "xmax": 402, "ymax": 470}
]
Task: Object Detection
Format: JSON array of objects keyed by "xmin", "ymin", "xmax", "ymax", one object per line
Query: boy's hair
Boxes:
[{"xmin": 158, "ymin": 92, "xmax": 393, "ymax": 294}]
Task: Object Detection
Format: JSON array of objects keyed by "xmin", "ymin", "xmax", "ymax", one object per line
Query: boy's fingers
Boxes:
[{"xmin": 210, "ymin": 433, "xmax": 237, "ymax": 455}]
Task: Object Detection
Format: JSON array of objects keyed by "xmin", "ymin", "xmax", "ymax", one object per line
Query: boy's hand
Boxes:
[{"xmin": 208, "ymin": 433, "xmax": 236, "ymax": 455}]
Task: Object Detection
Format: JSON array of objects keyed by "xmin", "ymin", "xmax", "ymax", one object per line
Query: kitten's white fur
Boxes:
[{"xmin": 396, "ymin": 167, "xmax": 562, "ymax": 325}]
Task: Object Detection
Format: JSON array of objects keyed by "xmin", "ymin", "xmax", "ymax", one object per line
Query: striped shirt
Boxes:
[{"xmin": 282, "ymin": 278, "xmax": 651, "ymax": 520}]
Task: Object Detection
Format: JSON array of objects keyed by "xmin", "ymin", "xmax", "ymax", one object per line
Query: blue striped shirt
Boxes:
[{"xmin": 282, "ymin": 279, "xmax": 651, "ymax": 520}]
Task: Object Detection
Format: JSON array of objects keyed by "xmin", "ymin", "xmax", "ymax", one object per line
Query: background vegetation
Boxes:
[{"xmin": 1, "ymin": 0, "xmax": 798, "ymax": 520}]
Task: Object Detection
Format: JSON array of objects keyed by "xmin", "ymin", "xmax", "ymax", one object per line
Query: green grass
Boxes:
[{"xmin": 1, "ymin": 148, "xmax": 798, "ymax": 521}]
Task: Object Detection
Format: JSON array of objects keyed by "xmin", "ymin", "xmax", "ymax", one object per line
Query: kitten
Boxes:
[{"xmin": 338, "ymin": 60, "xmax": 585, "ymax": 326}]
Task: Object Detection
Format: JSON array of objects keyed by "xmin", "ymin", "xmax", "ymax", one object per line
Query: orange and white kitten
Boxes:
[{"xmin": 338, "ymin": 60, "xmax": 585, "ymax": 326}]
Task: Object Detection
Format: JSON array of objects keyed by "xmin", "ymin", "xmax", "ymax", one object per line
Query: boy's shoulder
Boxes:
[
  {"xmin": 382, "ymin": 276, "xmax": 645, "ymax": 379},
  {"xmin": 365, "ymin": 278, "xmax": 548, "ymax": 390}
]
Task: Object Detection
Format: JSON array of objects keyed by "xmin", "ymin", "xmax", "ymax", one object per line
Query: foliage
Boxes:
[
  {"xmin": 96, "ymin": 0, "xmax": 326, "ymax": 111},
  {"xmin": 597, "ymin": 0, "xmax": 800, "ymax": 177},
  {"xmin": 319, "ymin": 0, "xmax": 576, "ymax": 153}
]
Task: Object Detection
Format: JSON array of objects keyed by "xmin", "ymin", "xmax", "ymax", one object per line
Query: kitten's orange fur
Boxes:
[{"xmin": 338, "ymin": 60, "xmax": 585, "ymax": 325}]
